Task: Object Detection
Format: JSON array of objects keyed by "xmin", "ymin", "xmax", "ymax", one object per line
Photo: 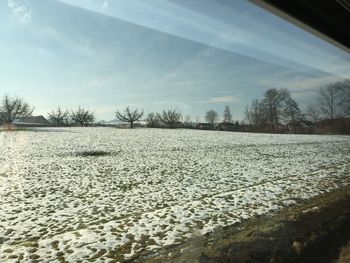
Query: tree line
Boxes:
[
  {"xmin": 1, "ymin": 79, "xmax": 349, "ymax": 133},
  {"xmin": 0, "ymin": 95, "xmax": 238, "ymax": 130},
  {"xmin": 47, "ymin": 107, "xmax": 184, "ymax": 129},
  {"xmin": 0, "ymin": 96, "xmax": 184, "ymax": 129},
  {"xmin": 244, "ymin": 79, "xmax": 350, "ymax": 133}
]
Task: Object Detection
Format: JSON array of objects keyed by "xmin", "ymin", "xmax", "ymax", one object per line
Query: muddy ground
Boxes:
[{"xmin": 143, "ymin": 184, "xmax": 350, "ymax": 263}]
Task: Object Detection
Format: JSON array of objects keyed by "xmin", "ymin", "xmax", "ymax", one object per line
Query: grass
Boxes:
[{"xmin": 145, "ymin": 184, "xmax": 350, "ymax": 263}]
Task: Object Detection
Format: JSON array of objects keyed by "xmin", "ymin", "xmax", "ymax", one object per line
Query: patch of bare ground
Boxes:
[{"xmin": 142, "ymin": 184, "xmax": 350, "ymax": 263}]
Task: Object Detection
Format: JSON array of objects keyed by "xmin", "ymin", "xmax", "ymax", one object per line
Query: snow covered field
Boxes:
[{"xmin": 1, "ymin": 128, "xmax": 350, "ymax": 262}]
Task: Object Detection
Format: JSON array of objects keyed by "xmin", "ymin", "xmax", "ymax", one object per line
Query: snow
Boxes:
[{"xmin": 0, "ymin": 128, "xmax": 350, "ymax": 261}]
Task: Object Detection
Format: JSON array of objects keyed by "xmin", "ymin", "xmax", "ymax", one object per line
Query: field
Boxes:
[{"xmin": 0, "ymin": 128, "xmax": 350, "ymax": 262}]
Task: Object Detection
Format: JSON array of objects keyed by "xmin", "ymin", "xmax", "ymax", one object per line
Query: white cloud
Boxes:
[
  {"xmin": 32, "ymin": 26, "xmax": 95, "ymax": 59},
  {"xmin": 202, "ymin": 95, "xmax": 240, "ymax": 103},
  {"xmin": 8, "ymin": 0, "xmax": 32, "ymax": 24},
  {"xmin": 284, "ymin": 75, "xmax": 344, "ymax": 93},
  {"xmin": 153, "ymin": 101, "xmax": 189, "ymax": 109}
]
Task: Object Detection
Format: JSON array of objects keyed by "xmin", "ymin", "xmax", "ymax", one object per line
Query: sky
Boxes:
[{"xmin": 1, "ymin": 0, "xmax": 350, "ymax": 122}]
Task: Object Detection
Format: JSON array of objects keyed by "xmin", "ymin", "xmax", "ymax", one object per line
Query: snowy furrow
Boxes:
[{"xmin": 0, "ymin": 128, "xmax": 349, "ymax": 262}]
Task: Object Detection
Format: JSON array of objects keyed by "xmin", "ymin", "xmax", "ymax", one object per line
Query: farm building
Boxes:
[{"xmin": 13, "ymin": 115, "xmax": 52, "ymax": 127}]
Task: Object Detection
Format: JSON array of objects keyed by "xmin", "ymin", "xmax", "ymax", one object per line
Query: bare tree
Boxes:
[
  {"xmin": 305, "ymin": 103, "xmax": 320, "ymax": 123},
  {"xmin": 48, "ymin": 106, "xmax": 69, "ymax": 126},
  {"xmin": 284, "ymin": 97, "xmax": 301, "ymax": 133},
  {"xmin": 223, "ymin": 105, "xmax": 232, "ymax": 123},
  {"xmin": 318, "ymin": 84, "xmax": 342, "ymax": 120},
  {"xmin": 244, "ymin": 99, "xmax": 260, "ymax": 129},
  {"xmin": 183, "ymin": 114, "xmax": 192, "ymax": 128},
  {"xmin": 71, "ymin": 107, "xmax": 95, "ymax": 127},
  {"xmin": 0, "ymin": 95, "xmax": 34, "ymax": 125},
  {"xmin": 184, "ymin": 115, "xmax": 192, "ymax": 124},
  {"xmin": 259, "ymin": 88, "xmax": 289, "ymax": 131},
  {"xmin": 284, "ymin": 98, "xmax": 301, "ymax": 122},
  {"xmin": 205, "ymin": 109, "xmax": 219, "ymax": 128},
  {"xmin": 337, "ymin": 79, "xmax": 350, "ymax": 117},
  {"xmin": 158, "ymin": 109, "xmax": 182, "ymax": 128},
  {"xmin": 195, "ymin": 116, "xmax": 200, "ymax": 124},
  {"xmin": 244, "ymin": 105, "xmax": 251, "ymax": 124},
  {"xmin": 116, "ymin": 106, "xmax": 144, "ymax": 128},
  {"xmin": 145, "ymin": 112, "xmax": 159, "ymax": 128}
]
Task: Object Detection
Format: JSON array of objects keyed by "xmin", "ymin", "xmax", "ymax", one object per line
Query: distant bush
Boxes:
[{"xmin": 76, "ymin": 150, "xmax": 111, "ymax": 157}]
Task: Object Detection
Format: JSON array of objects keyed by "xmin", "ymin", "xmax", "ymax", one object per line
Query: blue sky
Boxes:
[{"xmin": 1, "ymin": 0, "xmax": 349, "ymax": 122}]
